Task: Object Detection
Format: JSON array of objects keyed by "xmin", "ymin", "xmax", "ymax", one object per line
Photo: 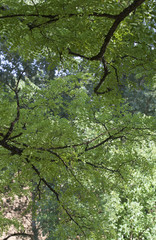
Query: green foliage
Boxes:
[
  {"xmin": 0, "ymin": 40, "xmax": 56, "ymax": 87},
  {"xmin": 0, "ymin": 0, "xmax": 156, "ymax": 239},
  {"xmin": 0, "ymin": 73, "xmax": 156, "ymax": 238},
  {"xmin": 0, "ymin": 0, "xmax": 155, "ymax": 82},
  {"xmin": 120, "ymin": 74, "xmax": 156, "ymax": 116}
]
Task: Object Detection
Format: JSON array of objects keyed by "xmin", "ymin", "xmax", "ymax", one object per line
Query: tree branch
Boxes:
[
  {"xmin": 110, "ymin": 64, "xmax": 119, "ymax": 84},
  {"xmin": 85, "ymin": 161, "xmax": 119, "ymax": 174},
  {"xmin": 25, "ymin": 158, "xmax": 60, "ymax": 201},
  {"xmin": 2, "ymin": 67, "xmax": 27, "ymax": 142},
  {"xmin": 0, "ymin": 136, "xmax": 86, "ymax": 236},
  {"xmin": 3, "ymin": 232, "xmax": 34, "ymax": 240},
  {"xmin": 85, "ymin": 135, "xmax": 121, "ymax": 151},
  {"xmin": 0, "ymin": 11, "xmax": 117, "ymax": 21},
  {"xmin": 91, "ymin": 0, "xmax": 146, "ymax": 60},
  {"xmin": 47, "ymin": 149, "xmax": 84, "ymax": 187},
  {"xmin": 2, "ymin": 89, "xmax": 20, "ymax": 141},
  {"xmin": 90, "ymin": 12, "xmax": 118, "ymax": 19},
  {"xmin": 85, "ymin": 127, "xmax": 126, "ymax": 152},
  {"xmin": 0, "ymin": 140, "xmax": 23, "ymax": 155},
  {"xmin": 25, "ymin": 157, "xmax": 86, "ymax": 236},
  {"xmin": 68, "ymin": 48, "xmax": 90, "ymax": 60},
  {"xmin": 94, "ymin": 57, "xmax": 111, "ymax": 94}
]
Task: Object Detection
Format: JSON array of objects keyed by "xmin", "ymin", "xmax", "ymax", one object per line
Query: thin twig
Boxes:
[
  {"xmin": 94, "ymin": 57, "xmax": 111, "ymax": 94},
  {"xmin": 3, "ymin": 233, "xmax": 34, "ymax": 240},
  {"xmin": 3, "ymin": 67, "xmax": 27, "ymax": 141}
]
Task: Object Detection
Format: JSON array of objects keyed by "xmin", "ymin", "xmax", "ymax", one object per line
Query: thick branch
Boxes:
[
  {"xmin": 0, "ymin": 1, "xmax": 145, "ymax": 69},
  {"xmin": 91, "ymin": 0, "xmax": 146, "ymax": 60},
  {"xmin": 0, "ymin": 140, "xmax": 23, "ymax": 155},
  {"xmin": 29, "ymin": 11, "xmax": 117, "ymax": 30},
  {"xmin": 67, "ymin": 1, "xmax": 146, "ymax": 93},
  {"xmin": 41, "ymin": 126, "xmax": 125, "ymax": 152}
]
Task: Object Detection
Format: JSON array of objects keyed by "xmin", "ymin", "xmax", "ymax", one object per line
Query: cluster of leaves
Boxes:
[
  {"xmin": 0, "ymin": 0, "xmax": 155, "ymax": 92},
  {"xmin": 0, "ymin": 40, "xmax": 56, "ymax": 87},
  {"xmin": 0, "ymin": 71, "xmax": 156, "ymax": 239}
]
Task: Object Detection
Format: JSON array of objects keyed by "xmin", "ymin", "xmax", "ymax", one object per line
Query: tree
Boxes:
[
  {"xmin": 0, "ymin": 0, "xmax": 156, "ymax": 239},
  {"xmin": 0, "ymin": 0, "xmax": 155, "ymax": 90}
]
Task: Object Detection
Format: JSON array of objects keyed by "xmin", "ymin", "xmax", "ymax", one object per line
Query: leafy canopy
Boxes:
[
  {"xmin": 0, "ymin": 0, "xmax": 155, "ymax": 90},
  {"xmin": 0, "ymin": 0, "xmax": 156, "ymax": 239}
]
